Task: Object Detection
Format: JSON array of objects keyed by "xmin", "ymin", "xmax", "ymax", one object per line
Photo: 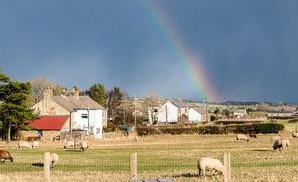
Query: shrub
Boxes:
[
  {"xmin": 136, "ymin": 126, "xmax": 160, "ymax": 136},
  {"xmin": 160, "ymin": 127, "xmax": 198, "ymax": 135},
  {"xmin": 254, "ymin": 123, "xmax": 284, "ymax": 134},
  {"xmin": 136, "ymin": 123, "xmax": 284, "ymax": 136},
  {"xmin": 288, "ymin": 119, "xmax": 298, "ymax": 123}
]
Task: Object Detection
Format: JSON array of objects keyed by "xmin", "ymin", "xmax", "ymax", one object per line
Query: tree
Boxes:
[
  {"xmin": 29, "ymin": 77, "xmax": 66, "ymax": 105},
  {"xmin": 107, "ymin": 87, "xmax": 123, "ymax": 126},
  {"xmin": 0, "ymin": 70, "xmax": 37, "ymax": 141},
  {"xmin": 88, "ymin": 83, "xmax": 106, "ymax": 106},
  {"xmin": 0, "ymin": 69, "xmax": 9, "ymax": 83}
]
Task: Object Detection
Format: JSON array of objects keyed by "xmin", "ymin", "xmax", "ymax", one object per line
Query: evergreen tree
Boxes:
[
  {"xmin": 88, "ymin": 83, "xmax": 106, "ymax": 106},
  {"xmin": 0, "ymin": 70, "xmax": 37, "ymax": 141}
]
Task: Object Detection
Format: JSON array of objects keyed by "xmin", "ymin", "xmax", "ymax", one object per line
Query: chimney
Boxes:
[
  {"xmin": 72, "ymin": 90, "xmax": 79, "ymax": 98},
  {"xmin": 44, "ymin": 88, "xmax": 53, "ymax": 100}
]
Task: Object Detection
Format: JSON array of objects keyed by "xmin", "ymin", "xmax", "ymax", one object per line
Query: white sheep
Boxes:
[
  {"xmin": 273, "ymin": 138, "xmax": 290, "ymax": 151},
  {"xmin": 32, "ymin": 141, "xmax": 40, "ymax": 148},
  {"xmin": 197, "ymin": 157, "xmax": 225, "ymax": 176},
  {"xmin": 236, "ymin": 134, "xmax": 250, "ymax": 142},
  {"xmin": 63, "ymin": 140, "xmax": 79, "ymax": 149},
  {"xmin": 18, "ymin": 141, "xmax": 32, "ymax": 149},
  {"xmin": 50, "ymin": 153, "xmax": 59, "ymax": 166}
]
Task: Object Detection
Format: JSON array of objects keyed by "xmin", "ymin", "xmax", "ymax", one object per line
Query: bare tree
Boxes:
[{"xmin": 29, "ymin": 77, "xmax": 65, "ymax": 105}]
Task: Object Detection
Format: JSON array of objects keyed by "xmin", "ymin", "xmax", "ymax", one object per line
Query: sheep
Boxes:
[
  {"xmin": 18, "ymin": 140, "xmax": 32, "ymax": 149},
  {"xmin": 32, "ymin": 141, "xmax": 40, "ymax": 149},
  {"xmin": 236, "ymin": 134, "xmax": 250, "ymax": 142},
  {"xmin": 63, "ymin": 140, "xmax": 79, "ymax": 149},
  {"xmin": 273, "ymin": 138, "xmax": 290, "ymax": 151},
  {"xmin": 292, "ymin": 132, "xmax": 298, "ymax": 138},
  {"xmin": 0, "ymin": 150, "xmax": 13, "ymax": 163},
  {"xmin": 197, "ymin": 157, "xmax": 224, "ymax": 176},
  {"xmin": 50, "ymin": 153, "xmax": 59, "ymax": 166},
  {"xmin": 79, "ymin": 141, "xmax": 89, "ymax": 151}
]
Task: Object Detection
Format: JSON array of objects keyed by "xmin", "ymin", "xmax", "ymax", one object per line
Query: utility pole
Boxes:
[
  {"xmin": 205, "ymin": 97, "xmax": 208, "ymax": 124},
  {"xmin": 134, "ymin": 96, "xmax": 137, "ymax": 126}
]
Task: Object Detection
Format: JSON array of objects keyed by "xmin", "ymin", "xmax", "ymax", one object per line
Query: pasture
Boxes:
[{"xmin": 0, "ymin": 131, "xmax": 298, "ymax": 182}]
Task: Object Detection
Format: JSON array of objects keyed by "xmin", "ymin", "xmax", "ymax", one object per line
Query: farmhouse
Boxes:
[
  {"xmin": 31, "ymin": 89, "xmax": 107, "ymax": 139},
  {"xmin": 156, "ymin": 100, "xmax": 188, "ymax": 123},
  {"xmin": 148, "ymin": 100, "xmax": 207, "ymax": 124},
  {"xmin": 188, "ymin": 107, "xmax": 207, "ymax": 123},
  {"xmin": 233, "ymin": 109, "xmax": 247, "ymax": 119}
]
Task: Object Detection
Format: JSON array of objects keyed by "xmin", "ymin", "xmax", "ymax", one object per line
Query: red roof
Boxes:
[{"xmin": 30, "ymin": 115, "xmax": 69, "ymax": 131}]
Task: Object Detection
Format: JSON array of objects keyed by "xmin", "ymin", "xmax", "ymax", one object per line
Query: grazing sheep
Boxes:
[
  {"xmin": 79, "ymin": 141, "xmax": 89, "ymax": 151},
  {"xmin": 273, "ymin": 138, "xmax": 290, "ymax": 151},
  {"xmin": 236, "ymin": 134, "xmax": 250, "ymax": 142},
  {"xmin": 197, "ymin": 157, "xmax": 224, "ymax": 176},
  {"xmin": 0, "ymin": 150, "xmax": 13, "ymax": 163},
  {"xmin": 18, "ymin": 141, "xmax": 32, "ymax": 149},
  {"xmin": 50, "ymin": 153, "xmax": 59, "ymax": 166},
  {"xmin": 32, "ymin": 141, "xmax": 40, "ymax": 149},
  {"xmin": 292, "ymin": 133, "xmax": 298, "ymax": 138},
  {"xmin": 63, "ymin": 140, "xmax": 79, "ymax": 149}
]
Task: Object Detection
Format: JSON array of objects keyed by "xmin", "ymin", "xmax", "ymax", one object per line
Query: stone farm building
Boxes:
[{"xmin": 30, "ymin": 89, "xmax": 107, "ymax": 139}]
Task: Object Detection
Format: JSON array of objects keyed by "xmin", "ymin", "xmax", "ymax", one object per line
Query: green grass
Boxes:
[{"xmin": 1, "ymin": 125, "xmax": 298, "ymax": 181}]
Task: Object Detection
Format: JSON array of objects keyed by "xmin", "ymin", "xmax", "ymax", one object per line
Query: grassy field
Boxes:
[{"xmin": 1, "ymin": 127, "xmax": 298, "ymax": 182}]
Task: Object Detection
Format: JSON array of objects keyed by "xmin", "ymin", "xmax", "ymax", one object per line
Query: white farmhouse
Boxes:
[
  {"xmin": 233, "ymin": 109, "xmax": 247, "ymax": 119},
  {"xmin": 188, "ymin": 107, "xmax": 207, "ymax": 123},
  {"xmin": 31, "ymin": 89, "xmax": 106, "ymax": 139},
  {"xmin": 157, "ymin": 100, "xmax": 188, "ymax": 123}
]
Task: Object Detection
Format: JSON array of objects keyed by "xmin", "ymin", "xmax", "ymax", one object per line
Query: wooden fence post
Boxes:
[
  {"xmin": 44, "ymin": 152, "xmax": 51, "ymax": 182},
  {"xmin": 224, "ymin": 153, "xmax": 231, "ymax": 182},
  {"xmin": 131, "ymin": 153, "xmax": 137, "ymax": 180}
]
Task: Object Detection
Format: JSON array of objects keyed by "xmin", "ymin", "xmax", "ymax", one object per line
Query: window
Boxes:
[{"xmin": 81, "ymin": 114, "xmax": 88, "ymax": 119}]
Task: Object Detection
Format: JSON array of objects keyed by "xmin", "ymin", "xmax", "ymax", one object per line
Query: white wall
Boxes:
[
  {"xmin": 72, "ymin": 109, "xmax": 103, "ymax": 139},
  {"xmin": 157, "ymin": 102, "xmax": 178, "ymax": 123},
  {"xmin": 188, "ymin": 108, "xmax": 203, "ymax": 123}
]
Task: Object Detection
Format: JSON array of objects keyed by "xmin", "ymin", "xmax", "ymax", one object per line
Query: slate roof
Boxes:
[
  {"xmin": 30, "ymin": 115, "xmax": 69, "ymax": 131},
  {"xmin": 191, "ymin": 107, "xmax": 206, "ymax": 115},
  {"xmin": 170, "ymin": 100, "xmax": 188, "ymax": 108},
  {"xmin": 52, "ymin": 95, "xmax": 104, "ymax": 111}
]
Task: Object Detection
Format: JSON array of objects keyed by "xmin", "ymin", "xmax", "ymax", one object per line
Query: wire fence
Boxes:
[{"xmin": 1, "ymin": 151, "xmax": 298, "ymax": 182}]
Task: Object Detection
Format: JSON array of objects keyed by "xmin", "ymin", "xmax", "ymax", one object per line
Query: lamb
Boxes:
[
  {"xmin": 197, "ymin": 157, "xmax": 224, "ymax": 176},
  {"xmin": 0, "ymin": 150, "xmax": 13, "ymax": 163},
  {"xmin": 236, "ymin": 134, "xmax": 250, "ymax": 142},
  {"xmin": 273, "ymin": 138, "xmax": 290, "ymax": 151},
  {"xmin": 18, "ymin": 140, "xmax": 32, "ymax": 149},
  {"xmin": 50, "ymin": 153, "xmax": 59, "ymax": 166}
]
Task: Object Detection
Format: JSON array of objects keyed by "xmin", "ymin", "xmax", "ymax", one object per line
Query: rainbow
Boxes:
[{"xmin": 141, "ymin": 1, "xmax": 220, "ymax": 101}]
